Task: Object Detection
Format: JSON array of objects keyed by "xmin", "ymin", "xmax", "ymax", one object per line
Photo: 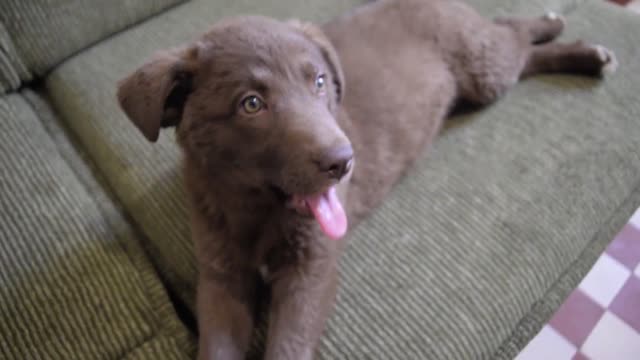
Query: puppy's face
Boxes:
[{"xmin": 117, "ymin": 17, "xmax": 352, "ymax": 239}]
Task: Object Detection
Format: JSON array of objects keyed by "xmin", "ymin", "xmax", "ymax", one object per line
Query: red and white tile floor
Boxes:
[{"xmin": 515, "ymin": 3, "xmax": 640, "ymax": 359}]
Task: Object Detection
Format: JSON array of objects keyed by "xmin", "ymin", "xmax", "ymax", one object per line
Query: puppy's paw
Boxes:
[
  {"xmin": 544, "ymin": 11, "xmax": 566, "ymax": 26},
  {"xmin": 535, "ymin": 11, "xmax": 566, "ymax": 43},
  {"xmin": 590, "ymin": 45, "xmax": 619, "ymax": 75}
]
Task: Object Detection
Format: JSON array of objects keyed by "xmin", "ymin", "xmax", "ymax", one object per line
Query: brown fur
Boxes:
[{"xmin": 116, "ymin": 1, "xmax": 616, "ymax": 359}]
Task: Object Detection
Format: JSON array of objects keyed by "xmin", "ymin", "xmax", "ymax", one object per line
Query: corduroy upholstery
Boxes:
[
  {"xmin": 0, "ymin": 92, "xmax": 195, "ymax": 359},
  {"xmin": 1, "ymin": 0, "xmax": 639, "ymax": 359},
  {"xmin": 0, "ymin": 25, "xmax": 30, "ymax": 94},
  {"xmin": 0, "ymin": 0, "xmax": 187, "ymax": 92}
]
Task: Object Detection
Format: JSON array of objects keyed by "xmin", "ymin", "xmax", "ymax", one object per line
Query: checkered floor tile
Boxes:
[{"xmin": 516, "ymin": 210, "xmax": 640, "ymax": 360}]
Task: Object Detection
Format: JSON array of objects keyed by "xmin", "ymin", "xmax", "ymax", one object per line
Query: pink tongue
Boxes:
[{"xmin": 306, "ymin": 187, "xmax": 348, "ymax": 240}]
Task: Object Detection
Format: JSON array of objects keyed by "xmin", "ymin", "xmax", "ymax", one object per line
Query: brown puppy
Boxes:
[{"xmin": 117, "ymin": 0, "xmax": 617, "ymax": 359}]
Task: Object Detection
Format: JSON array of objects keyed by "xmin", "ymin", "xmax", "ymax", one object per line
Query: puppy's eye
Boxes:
[
  {"xmin": 315, "ymin": 74, "xmax": 326, "ymax": 90},
  {"xmin": 241, "ymin": 95, "xmax": 264, "ymax": 114}
]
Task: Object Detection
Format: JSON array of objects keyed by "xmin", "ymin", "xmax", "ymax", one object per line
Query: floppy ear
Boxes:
[
  {"xmin": 288, "ymin": 20, "xmax": 345, "ymax": 104},
  {"xmin": 116, "ymin": 45, "xmax": 199, "ymax": 142}
]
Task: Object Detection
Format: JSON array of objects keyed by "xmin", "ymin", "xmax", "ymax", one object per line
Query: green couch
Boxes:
[{"xmin": 1, "ymin": 0, "xmax": 638, "ymax": 359}]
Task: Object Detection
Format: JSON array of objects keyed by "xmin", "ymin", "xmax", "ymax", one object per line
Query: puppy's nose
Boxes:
[{"xmin": 318, "ymin": 145, "xmax": 354, "ymax": 180}]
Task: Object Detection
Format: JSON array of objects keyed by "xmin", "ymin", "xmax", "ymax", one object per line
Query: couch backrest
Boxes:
[{"xmin": 0, "ymin": 0, "xmax": 187, "ymax": 93}]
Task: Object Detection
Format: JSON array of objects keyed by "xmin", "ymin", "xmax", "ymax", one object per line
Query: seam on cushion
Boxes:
[
  {"xmin": 19, "ymin": 89, "xmax": 196, "ymax": 358},
  {"xmin": 0, "ymin": 21, "xmax": 32, "ymax": 93},
  {"xmin": 491, "ymin": 177, "xmax": 640, "ymax": 359},
  {"xmin": 0, "ymin": 47, "xmax": 19, "ymax": 92},
  {"xmin": 0, "ymin": 0, "xmax": 190, "ymax": 80}
]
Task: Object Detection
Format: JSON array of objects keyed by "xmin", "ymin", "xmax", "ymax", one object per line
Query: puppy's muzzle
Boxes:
[{"xmin": 316, "ymin": 144, "xmax": 354, "ymax": 181}]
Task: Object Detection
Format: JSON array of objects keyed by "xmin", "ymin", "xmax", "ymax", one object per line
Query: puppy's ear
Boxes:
[
  {"xmin": 116, "ymin": 45, "xmax": 199, "ymax": 142},
  {"xmin": 288, "ymin": 20, "xmax": 345, "ymax": 104}
]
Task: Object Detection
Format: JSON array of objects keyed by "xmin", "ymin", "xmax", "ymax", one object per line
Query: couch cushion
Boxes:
[
  {"xmin": 0, "ymin": 0, "xmax": 187, "ymax": 85},
  {"xmin": 44, "ymin": 0, "xmax": 640, "ymax": 358},
  {"xmin": 0, "ymin": 92, "xmax": 195, "ymax": 359}
]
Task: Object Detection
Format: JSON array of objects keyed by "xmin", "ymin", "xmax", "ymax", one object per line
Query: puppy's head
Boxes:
[{"xmin": 117, "ymin": 16, "xmax": 352, "ymax": 239}]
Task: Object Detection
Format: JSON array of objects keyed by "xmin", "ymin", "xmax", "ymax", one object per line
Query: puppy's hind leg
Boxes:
[
  {"xmin": 495, "ymin": 12, "xmax": 566, "ymax": 44},
  {"xmin": 455, "ymin": 12, "xmax": 602, "ymax": 107},
  {"xmin": 521, "ymin": 41, "xmax": 618, "ymax": 77}
]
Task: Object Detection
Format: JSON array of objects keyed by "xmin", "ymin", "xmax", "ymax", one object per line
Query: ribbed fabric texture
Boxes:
[
  {"xmin": 0, "ymin": 23, "xmax": 31, "ymax": 94},
  {"xmin": 122, "ymin": 337, "xmax": 193, "ymax": 360},
  {"xmin": 461, "ymin": 0, "xmax": 584, "ymax": 16},
  {"xmin": 38, "ymin": 0, "xmax": 640, "ymax": 358},
  {"xmin": 0, "ymin": 0, "xmax": 187, "ymax": 82},
  {"xmin": 0, "ymin": 93, "xmax": 194, "ymax": 359}
]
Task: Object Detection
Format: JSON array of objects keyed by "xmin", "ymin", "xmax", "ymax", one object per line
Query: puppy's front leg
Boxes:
[
  {"xmin": 264, "ymin": 258, "xmax": 338, "ymax": 360},
  {"xmin": 196, "ymin": 273, "xmax": 255, "ymax": 360}
]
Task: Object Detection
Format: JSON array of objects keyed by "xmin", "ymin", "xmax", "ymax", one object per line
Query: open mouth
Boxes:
[{"xmin": 269, "ymin": 185, "xmax": 347, "ymax": 240}]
